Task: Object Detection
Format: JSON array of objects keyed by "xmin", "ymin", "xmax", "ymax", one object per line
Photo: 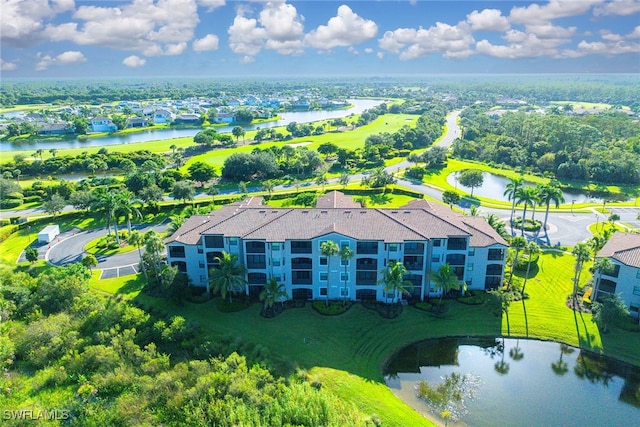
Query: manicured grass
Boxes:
[
  {"xmin": 587, "ymin": 222, "xmax": 627, "ymax": 235},
  {"xmin": 83, "ymin": 235, "xmax": 136, "ymax": 257}
]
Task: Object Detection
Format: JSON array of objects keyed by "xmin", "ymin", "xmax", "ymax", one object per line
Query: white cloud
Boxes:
[
  {"xmin": 305, "ymin": 5, "xmax": 377, "ymax": 50},
  {"xmin": 122, "ymin": 55, "xmax": 146, "ymax": 68},
  {"xmin": 476, "ymin": 31, "xmax": 567, "ymax": 59},
  {"xmin": 0, "ymin": 59, "xmax": 18, "ymax": 71},
  {"xmin": 377, "ymin": 52, "xmax": 384, "ymax": 60},
  {"xmin": 44, "ymin": 0, "xmax": 200, "ymax": 57},
  {"xmin": 524, "ymin": 23, "xmax": 576, "ymax": 39},
  {"xmin": 379, "ymin": 22, "xmax": 475, "ymax": 60},
  {"xmin": 600, "ymin": 30, "xmax": 623, "ymax": 42},
  {"xmin": 0, "ymin": 0, "xmax": 75, "ymax": 47},
  {"xmin": 466, "ymin": 9, "xmax": 510, "ymax": 32},
  {"xmin": 628, "ymin": 26, "xmax": 640, "ymax": 38},
  {"xmin": 564, "ymin": 39, "xmax": 640, "ymax": 57},
  {"xmin": 593, "ymin": 0, "xmax": 640, "ymax": 16},
  {"xmin": 364, "ymin": 47, "xmax": 373, "ymax": 54},
  {"xmin": 228, "ymin": 1, "xmax": 305, "ymax": 60},
  {"xmin": 509, "ymin": 0, "xmax": 603, "ymax": 24},
  {"xmin": 36, "ymin": 49, "xmax": 86, "ymax": 70},
  {"xmin": 198, "ymin": 0, "xmax": 225, "ymax": 12},
  {"xmin": 193, "ymin": 34, "xmax": 219, "ymax": 51}
]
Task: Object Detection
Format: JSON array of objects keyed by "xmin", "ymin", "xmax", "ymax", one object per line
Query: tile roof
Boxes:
[
  {"xmin": 598, "ymin": 232, "xmax": 640, "ymax": 268},
  {"xmin": 165, "ymin": 192, "xmax": 507, "ymax": 248},
  {"xmin": 316, "ymin": 191, "xmax": 362, "ymax": 209}
]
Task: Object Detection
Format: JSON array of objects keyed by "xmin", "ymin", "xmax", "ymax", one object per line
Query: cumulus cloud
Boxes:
[
  {"xmin": 122, "ymin": 55, "xmax": 146, "ymax": 68},
  {"xmin": 193, "ymin": 34, "xmax": 219, "ymax": 51},
  {"xmin": 629, "ymin": 26, "xmax": 640, "ymax": 38},
  {"xmin": 593, "ymin": 0, "xmax": 640, "ymax": 16},
  {"xmin": 227, "ymin": 1, "xmax": 305, "ymax": 59},
  {"xmin": 466, "ymin": 9, "xmax": 510, "ymax": 32},
  {"xmin": 379, "ymin": 22, "xmax": 475, "ymax": 60},
  {"xmin": 1, "ymin": 59, "xmax": 18, "ymax": 71},
  {"xmin": 36, "ymin": 50, "xmax": 85, "ymax": 70},
  {"xmin": 44, "ymin": 0, "xmax": 200, "ymax": 57},
  {"xmin": 509, "ymin": 0, "xmax": 603, "ymax": 25},
  {"xmin": 524, "ymin": 23, "xmax": 576, "ymax": 39},
  {"xmin": 476, "ymin": 30, "xmax": 568, "ymax": 59},
  {"xmin": 305, "ymin": 5, "xmax": 377, "ymax": 50},
  {"xmin": 563, "ymin": 39, "xmax": 640, "ymax": 57},
  {"xmin": 1, "ymin": 0, "xmax": 75, "ymax": 47},
  {"xmin": 198, "ymin": 0, "xmax": 225, "ymax": 12}
]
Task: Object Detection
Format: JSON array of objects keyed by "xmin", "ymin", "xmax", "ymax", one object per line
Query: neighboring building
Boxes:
[
  {"xmin": 36, "ymin": 122, "xmax": 74, "ymax": 136},
  {"xmin": 166, "ymin": 192, "xmax": 508, "ymax": 303},
  {"xmin": 174, "ymin": 113, "xmax": 202, "ymax": 125},
  {"xmin": 153, "ymin": 109, "xmax": 175, "ymax": 124},
  {"xmin": 125, "ymin": 117, "xmax": 149, "ymax": 128},
  {"xmin": 89, "ymin": 117, "xmax": 117, "ymax": 132},
  {"xmin": 595, "ymin": 232, "xmax": 640, "ymax": 318}
]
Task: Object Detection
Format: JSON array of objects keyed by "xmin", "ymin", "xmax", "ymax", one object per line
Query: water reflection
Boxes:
[{"xmin": 384, "ymin": 338, "xmax": 640, "ymax": 426}]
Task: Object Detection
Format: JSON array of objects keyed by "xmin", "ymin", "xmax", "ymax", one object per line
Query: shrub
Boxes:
[
  {"xmin": 511, "ymin": 217, "xmax": 542, "ymax": 232},
  {"xmin": 311, "ymin": 300, "xmax": 352, "ymax": 316},
  {"xmin": 0, "ymin": 199, "xmax": 22, "ymax": 209},
  {"xmin": 457, "ymin": 290, "xmax": 486, "ymax": 305},
  {"xmin": 415, "ymin": 302, "xmax": 433, "ymax": 312}
]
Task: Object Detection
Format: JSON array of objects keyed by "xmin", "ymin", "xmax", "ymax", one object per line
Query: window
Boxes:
[
  {"xmin": 357, "ymin": 241, "xmax": 378, "ymax": 254},
  {"xmin": 340, "ymin": 272, "xmax": 349, "ymax": 282},
  {"xmin": 340, "ymin": 288, "xmax": 349, "ymax": 297},
  {"xmin": 433, "ymin": 239, "xmax": 441, "ymax": 247},
  {"xmin": 468, "ymin": 248, "xmax": 475, "ymax": 256},
  {"xmin": 356, "ymin": 271, "xmax": 377, "ymax": 285},
  {"xmin": 405, "ymin": 242, "xmax": 424, "ymax": 254},
  {"xmin": 272, "ymin": 258, "xmax": 281, "ymax": 267},
  {"xmin": 246, "ymin": 254, "xmax": 266, "ymax": 269},
  {"xmin": 168, "ymin": 246, "xmax": 185, "ymax": 258},
  {"xmin": 320, "ymin": 272, "xmax": 328, "ymax": 281},
  {"xmin": 446, "ymin": 253, "xmax": 466, "ymax": 266},
  {"xmin": 488, "ymin": 249, "xmax": 505, "ymax": 260},
  {"xmin": 630, "ymin": 304, "xmax": 639, "ymax": 314},
  {"xmin": 291, "ymin": 240, "xmax": 312, "ymax": 253},
  {"xmin": 271, "ymin": 242, "xmax": 281, "ymax": 250},
  {"xmin": 198, "ymin": 261, "xmax": 205, "ymax": 268},
  {"xmin": 340, "ymin": 241, "xmax": 350, "ymax": 251},
  {"xmin": 636, "ymin": 269, "xmax": 640, "ymax": 279},
  {"xmin": 246, "ymin": 241, "xmax": 265, "ymax": 253},
  {"xmin": 467, "ymin": 263, "xmax": 474, "ymax": 271},
  {"xmin": 340, "ymin": 258, "xmax": 350, "ymax": 267},
  {"xmin": 432, "ymin": 256, "xmax": 440, "ymax": 263},
  {"xmin": 247, "ymin": 272, "xmax": 267, "ymax": 285},
  {"xmin": 204, "ymin": 235, "xmax": 224, "ymax": 248},
  {"xmin": 633, "ymin": 286, "xmax": 640, "ymax": 296},
  {"xmin": 197, "ymin": 247, "xmax": 203, "ymax": 254},
  {"xmin": 388, "ymin": 243, "xmax": 398, "ymax": 252},
  {"xmin": 447, "ymin": 238, "xmax": 467, "ymax": 251},
  {"xmin": 320, "ymin": 257, "xmax": 328, "ymax": 266},
  {"xmin": 229, "ymin": 237, "xmax": 238, "ymax": 246},
  {"xmin": 320, "ymin": 287, "xmax": 328, "ymax": 296}
]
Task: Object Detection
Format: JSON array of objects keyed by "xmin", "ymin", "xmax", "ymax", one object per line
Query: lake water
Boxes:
[
  {"xmin": 384, "ymin": 337, "xmax": 640, "ymax": 427},
  {"xmin": 446, "ymin": 171, "xmax": 627, "ymax": 204},
  {"xmin": 1, "ymin": 99, "xmax": 383, "ymax": 151}
]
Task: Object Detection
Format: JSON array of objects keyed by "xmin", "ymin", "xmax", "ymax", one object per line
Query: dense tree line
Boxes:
[
  {"xmin": 0, "ymin": 265, "xmax": 367, "ymax": 425},
  {"xmin": 452, "ymin": 106, "xmax": 640, "ymax": 184}
]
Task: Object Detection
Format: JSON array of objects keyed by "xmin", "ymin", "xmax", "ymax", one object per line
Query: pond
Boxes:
[
  {"xmin": 446, "ymin": 171, "xmax": 627, "ymax": 204},
  {"xmin": 384, "ymin": 337, "xmax": 640, "ymax": 427},
  {"xmin": 1, "ymin": 99, "xmax": 383, "ymax": 151}
]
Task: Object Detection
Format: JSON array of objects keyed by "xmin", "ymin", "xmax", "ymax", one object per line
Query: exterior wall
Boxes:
[
  {"xmin": 598, "ymin": 260, "xmax": 640, "ymax": 318},
  {"xmin": 167, "ymin": 233, "xmax": 505, "ymax": 303},
  {"xmin": 465, "ymin": 244, "xmax": 507, "ymax": 291},
  {"xmin": 90, "ymin": 120, "xmax": 117, "ymax": 132}
]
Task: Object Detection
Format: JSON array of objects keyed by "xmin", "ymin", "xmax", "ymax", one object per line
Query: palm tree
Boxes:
[
  {"xmin": 259, "ymin": 278, "xmax": 288, "ymax": 311},
  {"xmin": 339, "ymin": 246, "xmax": 354, "ymax": 303},
  {"xmin": 262, "ymin": 180, "xmax": 275, "ymax": 199},
  {"xmin": 486, "ymin": 213, "xmax": 508, "ymax": 239},
  {"xmin": 144, "ymin": 230, "xmax": 165, "ymax": 286},
  {"xmin": 504, "ymin": 176, "xmax": 523, "ymax": 231},
  {"xmin": 116, "ymin": 190, "xmax": 142, "ymax": 234},
  {"xmin": 128, "ymin": 230, "xmax": 147, "ymax": 281},
  {"xmin": 431, "ymin": 263, "xmax": 464, "ymax": 307},
  {"xmin": 521, "ymin": 241, "xmax": 540, "ymax": 297},
  {"xmin": 209, "ymin": 252, "xmax": 247, "ymax": 303},
  {"xmin": 539, "ymin": 182, "xmax": 564, "ymax": 241},
  {"xmin": 320, "ymin": 240, "xmax": 339, "ymax": 306},
  {"xmin": 508, "ymin": 236, "xmax": 527, "ymax": 290},
  {"xmin": 515, "ymin": 186, "xmax": 537, "ymax": 236},
  {"xmin": 571, "ymin": 242, "xmax": 591, "ymax": 300},
  {"xmin": 591, "ymin": 257, "xmax": 613, "ymax": 302},
  {"xmin": 378, "ymin": 261, "xmax": 413, "ymax": 304},
  {"xmin": 167, "ymin": 214, "xmax": 186, "ymax": 235},
  {"xmin": 92, "ymin": 187, "xmax": 119, "ymax": 242},
  {"xmin": 588, "ymin": 233, "xmax": 610, "ymax": 264}
]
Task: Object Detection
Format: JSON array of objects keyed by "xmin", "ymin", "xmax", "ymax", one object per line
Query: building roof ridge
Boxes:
[
  {"xmin": 375, "ymin": 208, "xmax": 429, "ymax": 239},
  {"xmin": 239, "ymin": 208, "xmax": 294, "ymax": 238}
]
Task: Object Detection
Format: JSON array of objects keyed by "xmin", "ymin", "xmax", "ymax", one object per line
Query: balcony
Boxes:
[
  {"xmin": 486, "ymin": 264, "xmax": 503, "ymax": 276},
  {"xmin": 447, "ymin": 238, "xmax": 467, "ymax": 251},
  {"xmin": 292, "ymin": 271, "xmax": 312, "ymax": 285},
  {"xmin": 357, "ymin": 241, "xmax": 379, "ymax": 255},
  {"xmin": 291, "ymin": 257, "xmax": 313, "ymax": 270},
  {"xmin": 291, "ymin": 240, "xmax": 312, "ymax": 254},
  {"xmin": 403, "ymin": 256, "xmax": 423, "ymax": 271},
  {"xmin": 245, "ymin": 241, "xmax": 266, "ymax": 254},
  {"xmin": 356, "ymin": 258, "xmax": 378, "ymax": 271},
  {"xmin": 246, "ymin": 254, "xmax": 266, "ymax": 270},
  {"xmin": 404, "ymin": 242, "xmax": 425, "ymax": 255},
  {"xmin": 488, "ymin": 249, "xmax": 505, "ymax": 261},
  {"xmin": 446, "ymin": 254, "xmax": 466, "ymax": 266}
]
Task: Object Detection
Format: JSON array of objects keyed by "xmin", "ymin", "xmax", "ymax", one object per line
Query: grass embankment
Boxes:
[{"xmin": 88, "ymin": 249, "xmax": 640, "ymax": 426}]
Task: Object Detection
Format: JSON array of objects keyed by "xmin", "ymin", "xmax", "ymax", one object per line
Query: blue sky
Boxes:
[{"xmin": 1, "ymin": 0, "xmax": 639, "ymax": 78}]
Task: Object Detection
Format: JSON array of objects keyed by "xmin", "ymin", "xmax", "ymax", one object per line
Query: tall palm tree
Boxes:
[
  {"xmin": 144, "ymin": 230, "xmax": 165, "ymax": 286},
  {"xmin": 339, "ymin": 246, "xmax": 354, "ymax": 303},
  {"xmin": 320, "ymin": 240, "xmax": 339, "ymax": 306},
  {"xmin": 539, "ymin": 182, "xmax": 565, "ymax": 241},
  {"xmin": 378, "ymin": 261, "xmax": 413, "ymax": 304},
  {"xmin": 588, "ymin": 233, "xmax": 610, "ymax": 264},
  {"xmin": 167, "ymin": 214, "xmax": 186, "ymax": 235},
  {"xmin": 116, "ymin": 190, "xmax": 142, "ymax": 234},
  {"xmin": 209, "ymin": 252, "xmax": 247, "ymax": 303},
  {"xmin": 92, "ymin": 187, "xmax": 119, "ymax": 243},
  {"xmin": 486, "ymin": 213, "xmax": 508, "ymax": 239},
  {"xmin": 504, "ymin": 176, "xmax": 523, "ymax": 232},
  {"xmin": 259, "ymin": 278, "xmax": 288, "ymax": 311},
  {"xmin": 128, "ymin": 230, "xmax": 148, "ymax": 281},
  {"xmin": 431, "ymin": 263, "xmax": 464, "ymax": 306},
  {"xmin": 571, "ymin": 242, "xmax": 591, "ymax": 300},
  {"xmin": 591, "ymin": 257, "xmax": 613, "ymax": 302},
  {"xmin": 515, "ymin": 186, "xmax": 537, "ymax": 236},
  {"xmin": 530, "ymin": 184, "xmax": 545, "ymax": 223},
  {"xmin": 508, "ymin": 236, "xmax": 527, "ymax": 290},
  {"xmin": 521, "ymin": 241, "xmax": 540, "ymax": 297}
]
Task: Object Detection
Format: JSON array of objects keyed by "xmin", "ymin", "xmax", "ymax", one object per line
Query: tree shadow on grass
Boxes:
[
  {"xmin": 369, "ymin": 193, "xmax": 392, "ymax": 205},
  {"xmin": 573, "ymin": 307, "xmax": 596, "ymax": 348},
  {"xmin": 116, "ymin": 275, "xmax": 146, "ymax": 295}
]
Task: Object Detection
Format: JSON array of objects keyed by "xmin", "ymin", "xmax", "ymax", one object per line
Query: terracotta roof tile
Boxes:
[{"xmin": 598, "ymin": 232, "xmax": 640, "ymax": 268}]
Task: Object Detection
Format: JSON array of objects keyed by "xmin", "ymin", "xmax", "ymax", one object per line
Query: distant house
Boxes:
[
  {"xmin": 125, "ymin": 117, "xmax": 149, "ymax": 128},
  {"xmin": 215, "ymin": 111, "xmax": 235, "ymax": 124},
  {"xmin": 153, "ymin": 109, "xmax": 175, "ymax": 124},
  {"xmin": 89, "ymin": 117, "xmax": 117, "ymax": 133},
  {"xmin": 594, "ymin": 232, "xmax": 640, "ymax": 318},
  {"xmin": 174, "ymin": 113, "xmax": 202, "ymax": 125},
  {"xmin": 36, "ymin": 122, "xmax": 74, "ymax": 136}
]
